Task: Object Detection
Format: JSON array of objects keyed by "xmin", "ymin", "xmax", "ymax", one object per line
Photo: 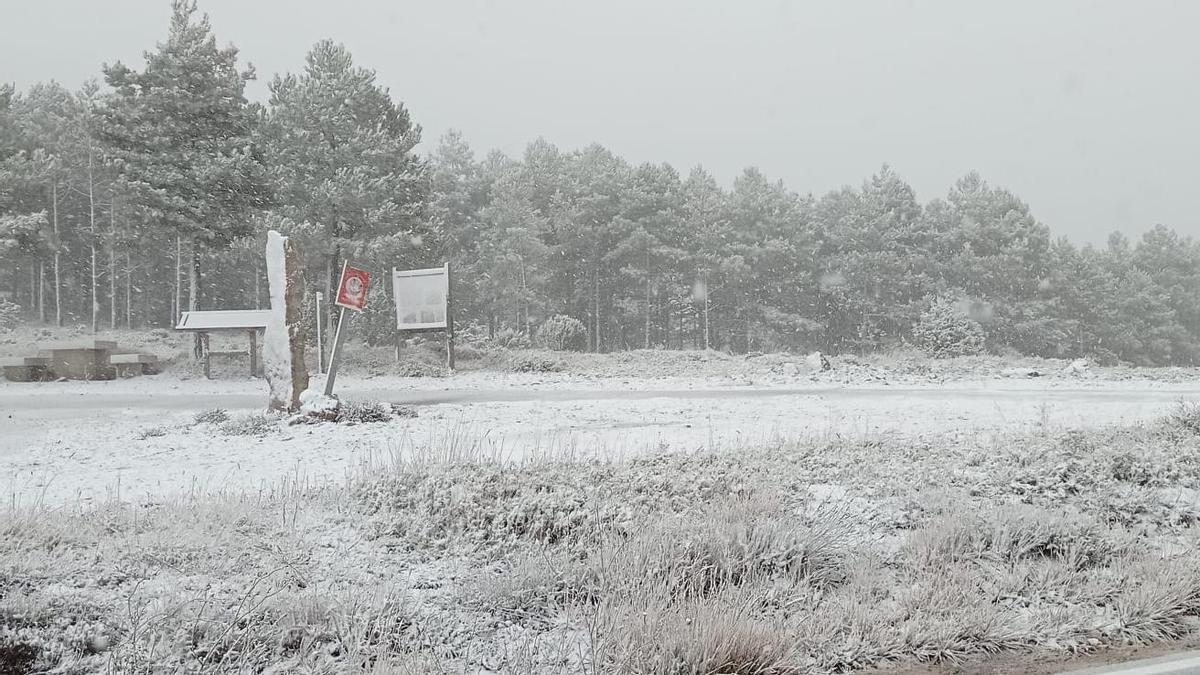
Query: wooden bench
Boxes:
[{"xmin": 175, "ymin": 310, "xmax": 271, "ymax": 379}]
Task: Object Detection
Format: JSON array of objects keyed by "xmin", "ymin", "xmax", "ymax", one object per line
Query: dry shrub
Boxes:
[
  {"xmin": 1166, "ymin": 401, "xmax": 1200, "ymax": 435},
  {"xmin": 597, "ymin": 585, "xmax": 798, "ymax": 675},
  {"xmin": 357, "ymin": 452, "xmax": 763, "ymax": 554},
  {"xmin": 220, "ymin": 413, "xmax": 277, "ymax": 437},
  {"xmin": 194, "ymin": 408, "xmax": 231, "ymax": 425},
  {"xmin": 589, "ymin": 500, "xmax": 856, "ymax": 600},
  {"xmin": 336, "ymin": 400, "xmax": 393, "ymax": 424},
  {"xmin": 1109, "ymin": 557, "xmax": 1200, "ymax": 643},
  {"xmin": 907, "ymin": 505, "xmax": 1124, "ymax": 571}
]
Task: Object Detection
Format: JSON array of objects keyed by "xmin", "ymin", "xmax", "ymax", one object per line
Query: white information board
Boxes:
[{"xmin": 393, "ymin": 265, "xmax": 449, "ymax": 330}]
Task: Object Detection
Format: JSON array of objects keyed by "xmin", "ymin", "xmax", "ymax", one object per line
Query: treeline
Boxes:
[{"xmin": 2, "ymin": 2, "xmax": 1199, "ymax": 365}]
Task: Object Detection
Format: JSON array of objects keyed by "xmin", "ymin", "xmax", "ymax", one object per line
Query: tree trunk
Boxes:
[
  {"xmin": 520, "ymin": 259, "xmax": 529, "ymax": 335},
  {"xmin": 327, "ymin": 242, "xmax": 341, "ymax": 329},
  {"xmin": 37, "ymin": 262, "xmax": 45, "ymax": 322},
  {"xmin": 87, "ymin": 149, "xmax": 98, "ymax": 334},
  {"xmin": 253, "ymin": 257, "xmax": 261, "ymax": 309},
  {"xmin": 593, "ymin": 267, "xmax": 601, "ymax": 353},
  {"xmin": 173, "ymin": 235, "xmax": 181, "ymax": 326},
  {"xmin": 644, "ymin": 251, "xmax": 652, "ymax": 350},
  {"xmin": 745, "ymin": 312, "xmax": 752, "ymax": 354},
  {"xmin": 109, "ymin": 191, "xmax": 117, "ymax": 330},
  {"xmin": 51, "ymin": 180, "xmax": 62, "ymax": 327},
  {"xmin": 125, "ymin": 251, "xmax": 132, "ymax": 328},
  {"xmin": 190, "ymin": 239, "xmax": 202, "ymax": 358},
  {"xmin": 703, "ymin": 271, "xmax": 711, "ymax": 351}
]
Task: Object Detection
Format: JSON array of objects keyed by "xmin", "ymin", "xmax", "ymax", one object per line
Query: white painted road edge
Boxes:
[{"xmin": 1062, "ymin": 651, "xmax": 1200, "ymax": 674}]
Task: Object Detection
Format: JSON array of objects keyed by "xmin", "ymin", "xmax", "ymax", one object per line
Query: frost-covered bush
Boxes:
[
  {"xmin": 1166, "ymin": 401, "xmax": 1200, "ymax": 435},
  {"xmin": 395, "ymin": 354, "xmax": 448, "ymax": 378},
  {"xmin": 220, "ymin": 413, "xmax": 275, "ymax": 437},
  {"xmin": 912, "ymin": 296, "xmax": 985, "ymax": 358},
  {"xmin": 536, "ymin": 314, "xmax": 587, "ymax": 352},
  {"xmin": 491, "ymin": 327, "xmax": 532, "ymax": 350},
  {"xmin": 0, "ymin": 299, "xmax": 21, "ymax": 333},
  {"xmin": 337, "ymin": 400, "xmax": 393, "ymax": 424},
  {"xmin": 508, "ymin": 354, "xmax": 563, "ymax": 373}
]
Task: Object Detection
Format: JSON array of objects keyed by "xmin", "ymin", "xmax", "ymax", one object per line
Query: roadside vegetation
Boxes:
[
  {"xmin": 3, "ymin": 410, "xmax": 1199, "ymax": 674},
  {"xmin": 9, "ymin": 323, "xmax": 1200, "ymax": 387}
]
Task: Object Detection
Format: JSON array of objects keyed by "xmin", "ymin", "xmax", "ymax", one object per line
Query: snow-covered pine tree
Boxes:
[{"xmin": 101, "ymin": 0, "xmax": 270, "ymax": 354}]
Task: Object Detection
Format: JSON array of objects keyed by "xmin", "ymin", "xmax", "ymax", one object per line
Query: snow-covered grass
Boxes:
[{"xmin": 3, "ymin": 415, "xmax": 1200, "ymax": 673}]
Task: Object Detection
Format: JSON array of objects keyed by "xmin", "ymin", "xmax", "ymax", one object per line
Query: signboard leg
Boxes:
[
  {"xmin": 249, "ymin": 329, "xmax": 257, "ymax": 378},
  {"xmin": 324, "ymin": 306, "xmax": 348, "ymax": 396}
]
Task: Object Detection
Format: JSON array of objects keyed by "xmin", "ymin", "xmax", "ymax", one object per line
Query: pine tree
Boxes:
[
  {"xmin": 262, "ymin": 39, "xmax": 425, "ymax": 317},
  {"xmin": 102, "ymin": 0, "xmax": 270, "ymax": 352}
]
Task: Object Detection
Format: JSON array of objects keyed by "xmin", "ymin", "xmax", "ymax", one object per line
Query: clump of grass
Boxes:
[
  {"xmin": 219, "ymin": 413, "xmax": 276, "ymax": 437},
  {"xmin": 356, "ymin": 452, "xmax": 765, "ymax": 554},
  {"xmin": 136, "ymin": 425, "xmax": 169, "ymax": 440},
  {"xmin": 597, "ymin": 586, "xmax": 797, "ymax": 675},
  {"xmin": 906, "ymin": 505, "xmax": 1125, "ymax": 572},
  {"xmin": 1165, "ymin": 401, "xmax": 1200, "ymax": 435},
  {"xmin": 390, "ymin": 405, "xmax": 418, "ymax": 419},
  {"xmin": 193, "ymin": 408, "xmax": 230, "ymax": 425},
  {"xmin": 1110, "ymin": 557, "xmax": 1200, "ymax": 643},
  {"xmin": 509, "ymin": 354, "xmax": 564, "ymax": 374},
  {"xmin": 337, "ymin": 400, "xmax": 393, "ymax": 424}
]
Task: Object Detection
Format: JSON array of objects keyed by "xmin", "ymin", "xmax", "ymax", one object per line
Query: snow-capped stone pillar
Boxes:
[{"xmin": 264, "ymin": 230, "xmax": 309, "ymax": 412}]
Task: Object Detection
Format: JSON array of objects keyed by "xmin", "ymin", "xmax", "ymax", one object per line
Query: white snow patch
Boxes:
[
  {"xmin": 299, "ymin": 388, "xmax": 339, "ymax": 416},
  {"xmin": 263, "ymin": 230, "xmax": 293, "ymax": 409}
]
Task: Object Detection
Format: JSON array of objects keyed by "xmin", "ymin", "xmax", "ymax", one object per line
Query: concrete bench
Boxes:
[
  {"xmin": 1, "ymin": 356, "xmax": 52, "ymax": 382},
  {"xmin": 36, "ymin": 342, "xmax": 117, "ymax": 380},
  {"xmin": 110, "ymin": 353, "xmax": 160, "ymax": 377}
]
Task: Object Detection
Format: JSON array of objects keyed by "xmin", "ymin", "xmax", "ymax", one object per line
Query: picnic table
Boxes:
[
  {"xmin": 1, "ymin": 339, "xmax": 160, "ymax": 381},
  {"xmin": 175, "ymin": 310, "xmax": 271, "ymax": 379}
]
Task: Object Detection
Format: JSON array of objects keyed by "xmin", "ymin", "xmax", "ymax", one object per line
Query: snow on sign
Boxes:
[
  {"xmin": 335, "ymin": 263, "xmax": 370, "ymax": 311},
  {"xmin": 394, "ymin": 265, "xmax": 449, "ymax": 330}
]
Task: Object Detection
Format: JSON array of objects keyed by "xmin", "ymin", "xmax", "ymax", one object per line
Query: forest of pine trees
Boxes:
[{"xmin": 4, "ymin": 1, "xmax": 1200, "ymax": 365}]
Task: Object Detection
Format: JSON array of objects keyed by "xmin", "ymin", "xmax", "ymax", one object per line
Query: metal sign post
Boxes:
[
  {"xmin": 323, "ymin": 305, "xmax": 348, "ymax": 396},
  {"xmin": 315, "ymin": 292, "xmax": 324, "ymax": 374},
  {"xmin": 323, "ymin": 262, "xmax": 371, "ymax": 397}
]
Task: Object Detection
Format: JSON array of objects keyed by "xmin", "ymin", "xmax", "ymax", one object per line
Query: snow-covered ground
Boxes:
[{"xmin": 2, "ymin": 371, "xmax": 1199, "ymax": 506}]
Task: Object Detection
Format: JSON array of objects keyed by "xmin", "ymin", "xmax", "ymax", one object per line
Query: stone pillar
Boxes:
[{"xmin": 264, "ymin": 230, "xmax": 309, "ymax": 412}]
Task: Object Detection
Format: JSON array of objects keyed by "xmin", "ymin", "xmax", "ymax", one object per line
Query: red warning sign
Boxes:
[{"xmin": 335, "ymin": 263, "xmax": 370, "ymax": 311}]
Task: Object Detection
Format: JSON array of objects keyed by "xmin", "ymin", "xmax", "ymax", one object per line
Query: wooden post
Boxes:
[
  {"xmin": 249, "ymin": 329, "xmax": 257, "ymax": 378},
  {"xmin": 201, "ymin": 332, "xmax": 211, "ymax": 379},
  {"xmin": 324, "ymin": 306, "xmax": 349, "ymax": 396},
  {"xmin": 445, "ymin": 262, "xmax": 455, "ymax": 371}
]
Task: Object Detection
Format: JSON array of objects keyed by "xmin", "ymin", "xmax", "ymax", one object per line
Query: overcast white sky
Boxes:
[{"xmin": 5, "ymin": 0, "xmax": 1199, "ymax": 243}]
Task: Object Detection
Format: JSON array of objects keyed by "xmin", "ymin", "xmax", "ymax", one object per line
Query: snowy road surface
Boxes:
[{"xmin": 1, "ymin": 373, "xmax": 1198, "ymax": 506}]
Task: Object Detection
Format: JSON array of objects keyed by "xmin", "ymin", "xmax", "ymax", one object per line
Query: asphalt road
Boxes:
[{"xmin": 1062, "ymin": 650, "xmax": 1200, "ymax": 674}]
